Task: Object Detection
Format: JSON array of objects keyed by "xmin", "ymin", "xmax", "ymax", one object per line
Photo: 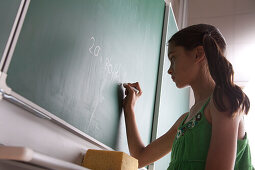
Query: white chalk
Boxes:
[{"xmin": 122, "ymin": 83, "xmax": 139, "ymax": 94}]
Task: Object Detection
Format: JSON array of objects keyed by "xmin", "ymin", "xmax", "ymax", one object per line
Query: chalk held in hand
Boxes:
[
  {"xmin": 82, "ymin": 149, "xmax": 138, "ymax": 170},
  {"xmin": 123, "ymin": 83, "xmax": 139, "ymax": 94}
]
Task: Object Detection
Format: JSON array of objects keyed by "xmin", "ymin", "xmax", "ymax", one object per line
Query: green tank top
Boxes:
[{"xmin": 168, "ymin": 97, "xmax": 254, "ymax": 170}]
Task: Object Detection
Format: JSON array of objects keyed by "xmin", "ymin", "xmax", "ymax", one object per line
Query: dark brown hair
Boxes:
[{"xmin": 169, "ymin": 24, "xmax": 250, "ymax": 116}]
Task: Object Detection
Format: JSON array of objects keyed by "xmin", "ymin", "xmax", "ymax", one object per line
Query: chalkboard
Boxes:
[
  {"xmin": 5, "ymin": 0, "xmax": 165, "ymax": 150},
  {"xmin": 0, "ymin": 0, "xmax": 21, "ymax": 64}
]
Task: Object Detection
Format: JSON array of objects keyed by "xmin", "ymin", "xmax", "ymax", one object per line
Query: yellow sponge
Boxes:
[{"xmin": 82, "ymin": 149, "xmax": 138, "ymax": 170}]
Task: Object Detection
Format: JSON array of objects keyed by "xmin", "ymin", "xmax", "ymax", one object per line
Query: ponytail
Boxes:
[{"xmin": 203, "ymin": 33, "xmax": 250, "ymax": 116}]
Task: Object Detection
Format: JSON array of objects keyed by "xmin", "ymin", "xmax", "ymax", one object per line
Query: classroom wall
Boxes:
[
  {"xmin": 187, "ymin": 0, "xmax": 255, "ymax": 83},
  {"xmin": 170, "ymin": 0, "xmax": 181, "ymax": 28}
]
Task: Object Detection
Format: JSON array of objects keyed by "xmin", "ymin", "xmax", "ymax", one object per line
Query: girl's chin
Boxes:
[{"xmin": 175, "ymin": 82, "xmax": 188, "ymax": 89}]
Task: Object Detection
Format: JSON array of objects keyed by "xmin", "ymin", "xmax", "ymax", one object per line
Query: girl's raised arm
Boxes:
[{"xmin": 123, "ymin": 82, "xmax": 187, "ymax": 168}]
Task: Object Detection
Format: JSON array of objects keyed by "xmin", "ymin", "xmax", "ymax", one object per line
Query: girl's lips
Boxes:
[{"xmin": 171, "ymin": 76, "xmax": 175, "ymax": 81}]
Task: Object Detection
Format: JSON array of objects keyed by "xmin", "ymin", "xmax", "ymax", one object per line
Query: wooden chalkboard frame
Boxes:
[
  {"xmin": 0, "ymin": 0, "xmax": 171, "ymax": 157},
  {"xmin": 0, "ymin": 0, "xmax": 25, "ymax": 72}
]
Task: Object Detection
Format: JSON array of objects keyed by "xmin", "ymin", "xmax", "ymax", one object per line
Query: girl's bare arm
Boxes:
[{"xmin": 123, "ymin": 82, "xmax": 187, "ymax": 168}]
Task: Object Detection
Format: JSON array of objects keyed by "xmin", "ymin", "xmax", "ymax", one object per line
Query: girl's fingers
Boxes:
[
  {"xmin": 123, "ymin": 82, "xmax": 142, "ymax": 96},
  {"xmin": 128, "ymin": 82, "xmax": 142, "ymax": 96},
  {"xmin": 134, "ymin": 82, "xmax": 142, "ymax": 96},
  {"xmin": 123, "ymin": 83, "xmax": 135, "ymax": 95}
]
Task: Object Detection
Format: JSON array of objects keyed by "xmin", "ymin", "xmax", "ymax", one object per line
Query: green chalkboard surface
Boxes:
[
  {"xmin": 0, "ymin": 0, "xmax": 21, "ymax": 63},
  {"xmin": 6, "ymin": 0, "xmax": 165, "ymax": 150}
]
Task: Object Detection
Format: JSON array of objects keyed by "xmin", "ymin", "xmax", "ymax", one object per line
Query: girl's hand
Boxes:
[{"xmin": 123, "ymin": 82, "xmax": 142, "ymax": 112}]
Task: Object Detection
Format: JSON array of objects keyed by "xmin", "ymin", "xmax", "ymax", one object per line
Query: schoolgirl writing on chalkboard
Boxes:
[{"xmin": 123, "ymin": 24, "xmax": 254, "ymax": 170}]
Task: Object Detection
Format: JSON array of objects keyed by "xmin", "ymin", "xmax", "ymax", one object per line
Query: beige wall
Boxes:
[
  {"xmin": 187, "ymin": 0, "xmax": 255, "ymax": 83},
  {"xmin": 171, "ymin": 0, "xmax": 181, "ymax": 26}
]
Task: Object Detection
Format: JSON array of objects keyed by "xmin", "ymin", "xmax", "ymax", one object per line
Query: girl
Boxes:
[{"xmin": 123, "ymin": 24, "xmax": 253, "ymax": 170}]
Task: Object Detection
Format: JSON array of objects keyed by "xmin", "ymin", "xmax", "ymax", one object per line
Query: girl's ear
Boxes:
[{"xmin": 195, "ymin": 46, "xmax": 206, "ymax": 63}]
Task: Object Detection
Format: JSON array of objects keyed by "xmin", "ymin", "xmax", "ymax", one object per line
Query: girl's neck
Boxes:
[{"xmin": 191, "ymin": 73, "xmax": 215, "ymax": 104}]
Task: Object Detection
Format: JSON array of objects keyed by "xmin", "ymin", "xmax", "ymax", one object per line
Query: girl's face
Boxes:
[{"xmin": 168, "ymin": 43, "xmax": 199, "ymax": 88}]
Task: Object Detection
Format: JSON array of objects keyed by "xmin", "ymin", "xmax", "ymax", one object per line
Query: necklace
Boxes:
[
  {"xmin": 189, "ymin": 97, "xmax": 209, "ymax": 115},
  {"xmin": 185, "ymin": 98, "xmax": 208, "ymax": 124}
]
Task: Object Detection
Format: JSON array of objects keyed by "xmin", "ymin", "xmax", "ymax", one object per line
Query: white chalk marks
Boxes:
[
  {"xmin": 86, "ymin": 36, "xmax": 122, "ymax": 131},
  {"xmin": 89, "ymin": 36, "xmax": 121, "ymax": 82}
]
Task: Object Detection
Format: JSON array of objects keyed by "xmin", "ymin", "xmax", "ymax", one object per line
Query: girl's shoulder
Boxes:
[
  {"xmin": 206, "ymin": 94, "xmax": 246, "ymax": 140},
  {"xmin": 209, "ymin": 94, "xmax": 244, "ymax": 117},
  {"xmin": 204, "ymin": 94, "xmax": 243, "ymax": 124}
]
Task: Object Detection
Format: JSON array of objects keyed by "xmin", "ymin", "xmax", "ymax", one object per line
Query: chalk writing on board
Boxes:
[
  {"xmin": 89, "ymin": 37, "xmax": 101, "ymax": 57},
  {"xmin": 88, "ymin": 36, "xmax": 121, "ymax": 82},
  {"xmin": 87, "ymin": 36, "xmax": 123, "ymax": 130}
]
